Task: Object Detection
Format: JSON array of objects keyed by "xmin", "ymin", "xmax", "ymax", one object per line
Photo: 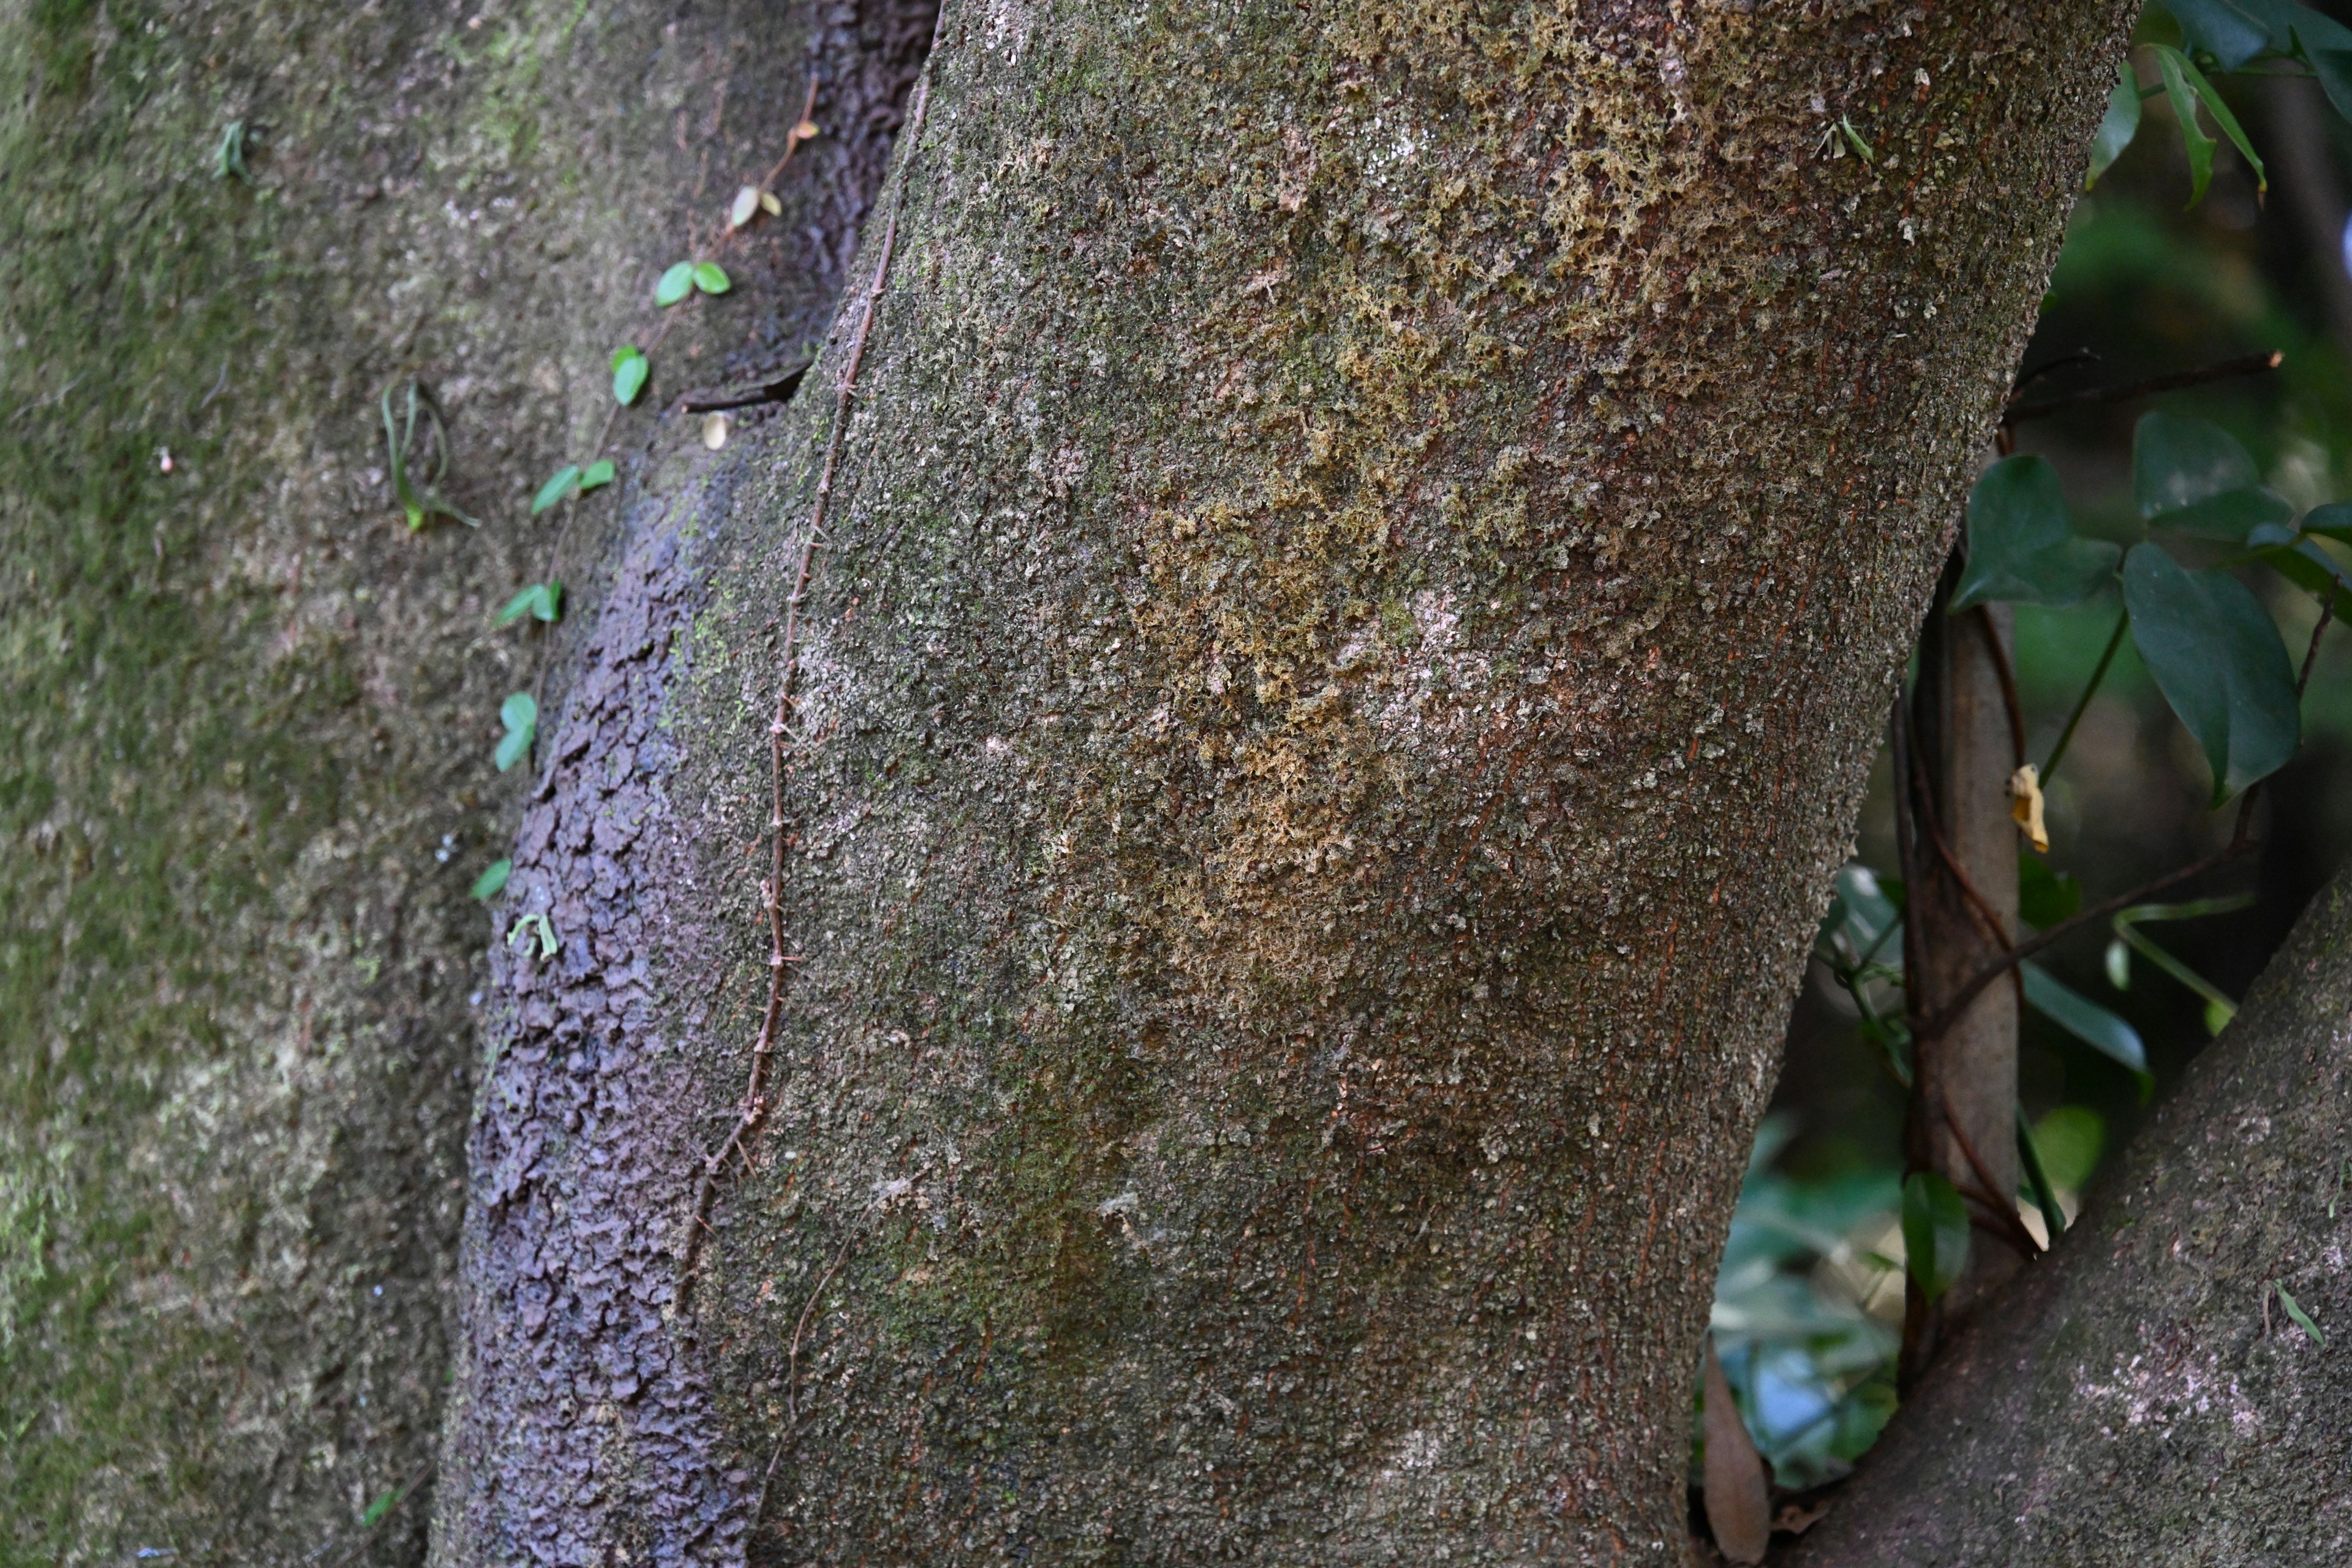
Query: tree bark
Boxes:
[
  {"xmin": 1793, "ymin": 858, "xmax": 2352, "ymax": 1567},
  {"xmin": 0, "ymin": 1, "xmax": 924, "ymax": 1562},
  {"xmin": 434, "ymin": 2, "xmax": 2135, "ymax": 1562}
]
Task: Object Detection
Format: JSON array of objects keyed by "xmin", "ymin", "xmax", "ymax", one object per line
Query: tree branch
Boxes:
[{"xmin": 2002, "ymin": 349, "xmax": 2283, "ymax": 423}]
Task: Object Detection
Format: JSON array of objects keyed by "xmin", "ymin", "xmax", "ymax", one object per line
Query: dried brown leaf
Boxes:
[{"xmin": 1702, "ymin": 1340, "xmax": 1771, "ymax": 1566}]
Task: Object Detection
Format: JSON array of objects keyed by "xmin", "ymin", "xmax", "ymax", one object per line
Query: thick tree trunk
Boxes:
[
  {"xmin": 0, "ymin": 1, "xmax": 921, "ymax": 1561},
  {"xmin": 1793, "ymin": 860, "xmax": 2352, "ymax": 1567},
  {"xmin": 434, "ymin": 2, "xmax": 2135, "ymax": 1562}
]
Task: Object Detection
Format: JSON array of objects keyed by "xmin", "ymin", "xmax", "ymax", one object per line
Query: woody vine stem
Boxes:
[{"xmin": 675, "ymin": 49, "xmax": 941, "ymax": 1306}]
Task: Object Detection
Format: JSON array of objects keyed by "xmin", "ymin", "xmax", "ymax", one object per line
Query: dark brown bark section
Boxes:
[
  {"xmin": 1794, "ymin": 864, "xmax": 2352, "ymax": 1566},
  {"xmin": 440, "ymin": 1, "xmax": 2138, "ymax": 1562}
]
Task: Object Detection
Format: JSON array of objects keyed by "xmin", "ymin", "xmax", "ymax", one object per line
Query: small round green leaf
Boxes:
[
  {"xmin": 579, "ymin": 459, "xmax": 616, "ymax": 492},
  {"xmin": 1951, "ymin": 455, "xmax": 2120, "ymax": 611},
  {"xmin": 496, "ymin": 691, "xmax": 539, "ymax": 773},
  {"xmin": 692, "ymin": 261, "xmax": 732, "ymax": 295},
  {"xmin": 531, "ymin": 464, "xmax": 582, "ymax": 515},
  {"xmin": 1901, "ymin": 1170, "xmax": 1971, "ymax": 1305},
  {"xmin": 611, "ymin": 347, "xmax": 649, "ymax": 406},
  {"xmin": 2122, "ymin": 542, "xmax": 2300, "ymax": 804},
  {"xmin": 655, "ymin": 262, "xmax": 695, "ymax": 307},
  {"xmin": 470, "ymin": 859, "xmax": 512, "ymax": 900}
]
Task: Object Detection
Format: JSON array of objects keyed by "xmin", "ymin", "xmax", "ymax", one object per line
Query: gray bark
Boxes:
[
  {"xmin": 0, "ymin": 0, "xmax": 921, "ymax": 1561},
  {"xmin": 1793, "ymin": 860, "xmax": 2352, "ymax": 1567},
  {"xmin": 435, "ymin": 2, "xmax": 2135, "ymax": 1562}
]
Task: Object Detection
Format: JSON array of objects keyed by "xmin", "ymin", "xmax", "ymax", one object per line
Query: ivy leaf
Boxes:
[
  {"xmin": 361, "ymin": 1488, "xmax": 399, "ymax": 1529},
  {"xmin": 579, "ymin": 459, "xmax": 616, "ymax": 492},
  {"xmin": 214, "ymin": 121, "xmax": 251, "ymax": 183},
  {"xmin": 2133, "ymin": 412, "xmax": 2293, "ymax": 541},
  {"xmin": 530, "ymin": 464, "xmax": 581, "ymax": 515},
  {"xmin": 729, "ymin": 185, "xmax": 761, "ymax": 228},
  {"xmin": 2023, "ymin": 961, "xmax": 2150, "ymax": 1079},
  {"xmin": 1951, "ymin": 455, "xmax": 2121, "ymax": 611},
  {"xmin": 2087, "ymin": 61, "xmax": 2143, "ymax": 190},
  {"xmin": 611, "ymin": 346, "xmax": 649, "ymax": 406},
  {"xmin": 2030, "ymin": 1106, "xmax": 2108, "ymax": 1194},
  {"xmin": 471, "ymin": 859, "xmax": 512, "ymax": 900},
  {"xmin": 655, "ymin": 262, "xmax": 695, "ymax": 307},
  {"xmin": 692, "ymin": 261, "xmax": 732, "ymax": 295},
  {"xmin": 496, "ymin": 692, "xmax": 539, "ymax": 773},
  {"xmin": 2245, "ymin": 527, "xmax": 2352, "ymax": 618},
  {"xmin": 2123, "ymin": 543, "xmax": 2300, "ymax": 804},
  {"xmin": 1901, "ymin": 1171, "xmax": 1971, "ymax": 1304},
  {"xmin": 2160, "ymin": 0, "xmax": 2277, "ymax": 67},
  {"xmin": 495, "ymin": 582, "xmax": 563, "ymax": 626}
]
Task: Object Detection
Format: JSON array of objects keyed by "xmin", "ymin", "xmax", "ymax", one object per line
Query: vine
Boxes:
[{"xmin": 675, "ymin": 36, "xmax": 944, "ymax": 1308}]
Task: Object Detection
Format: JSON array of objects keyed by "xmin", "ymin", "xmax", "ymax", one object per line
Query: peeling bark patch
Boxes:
[{"xmin": 447, "ymin": 483, "xmax": 747, "ymax": 1564}]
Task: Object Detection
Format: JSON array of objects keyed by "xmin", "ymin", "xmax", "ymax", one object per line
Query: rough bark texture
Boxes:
[
  {"xmin": 1794, "ymin": 861, "xmax": 2352, "ymax": 1566},
  {"xmin": 0, "ymin": 0, "xmax": 915, "ymax": 1561},
  {"xmin": 438, "ymin": 2, "xmax": 2135, "ymax": 1562}
]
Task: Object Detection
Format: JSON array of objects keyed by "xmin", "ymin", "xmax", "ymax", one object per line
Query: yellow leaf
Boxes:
[
  {"xmin": 793, "ymin": 120, "xmax": 821, "ymax": 143},
  {"xmin": 2011, "ymin": 763, "xmax": 2049, "ymax": 853},
  {"xmin": 758, "ymin": 189, "xmax": 781, "ymax": 216},
  {"xmin": 702, "ymin": 412, "xmax": 730, "ymax": 450},
  {"xmin": 728, "ymin": 184, "xmax": 760, "ymax": 229}
]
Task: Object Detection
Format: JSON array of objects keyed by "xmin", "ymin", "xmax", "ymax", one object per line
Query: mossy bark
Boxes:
[
  {"xmin": 0, "ymin": 0, "xmax": 922, "ymax": 1561},
  {"xmin": 1793, "ymin": 862, "xmax": 2352, "ymax": 1567},
  {"xmin": 436, "ymin": 1, "xmax": 2136, "ymax": 1563}
]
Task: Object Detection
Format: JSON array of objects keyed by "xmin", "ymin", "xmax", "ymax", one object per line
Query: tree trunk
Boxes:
[
  {"xmin": 1793, "ymin": 858, "xmax": 2352, "ymax": 1567},
  {"xmin": 433, "ymin": 3, "xmax": 2135, "ymax": 1562},
  {"xmin": 0, "ymin": 1, "xmax": 925, "ymax": 1561},
  {"xmin": 3, "ymin": 0, "xmax": 2143, "ymax": 1564}
]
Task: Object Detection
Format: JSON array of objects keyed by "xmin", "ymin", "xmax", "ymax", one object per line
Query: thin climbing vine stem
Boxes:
[
  {"xmin": 676, "ymin": 56, "xmax": 938, "ymax": 1305},
  {"xmin": 2039, "ymin": 608, "xmax": 2128, "ymax": 790}
]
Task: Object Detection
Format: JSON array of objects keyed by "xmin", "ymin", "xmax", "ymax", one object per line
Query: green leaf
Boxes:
[
  {"xmin": 579, "ymin": 459, "xmax": 616, "ymax": 491},
  {"xmin": 2023, "ymin": 961, "xmax": 2150, "ymax": 1077},
  {"xmin": 531, "ymin": 464, "xmax": 582, "ymax": 515},
  {"xmin": 471, "ymin": 859, "xmax": 511, "ymax": 900},
  {"xmin": 1951, "ymin": 455, "xmax": 2121, "ymax": 611},
  {"xmin": 693, "ymin": 260, "xmax": 733, "ymax": 295},
  {"xmin": 214, "ymin": 121, "xmax": 250, "ymax": 183},
  {"xmin": 611, "ymin": 346, "xmax": 649, "ymax": 406},
  {"xmin": 2122, "ymin": 543, "xmax": 2301, "ymax": 804},
  {"xmin": 2087, "ymin": 62, "xmax": 2143, "ymax": 189},
  {"xmin": 1836, "ymin": 115, "xmax": 1874, "ymax": 164},
  {"xmin": 2275, "ymin": 1280, "xmax": 2326, "ymax": 1346},
  {"xmin": 495, "ymin": 582, "xmax": 563, "ymax": 626},
  {"xmin": 2133, "ymin": 412, "xmax": 2291, "ymax": 541},
  {"xmin": 2018, "ymin": 855, "xmax": 2081, "ymax": 930},
  {"xmin": 655, "ymin": 262, "xmax": 695, "ymax": 307},
  {"xmin": 2154, "ymin": 45, "xmax": 2222, "ymax": 206},
  {"xmin": 2248, "ymin": 533, "xmax": 2352, "ymax": 619},
  {"xmin": 2105, "ymin": 937, "xmax": 2133, "ymax": 991},
  {"xmin": 496, "ymin": 692, "xmax": 539, "ymax": 773},
  {"xmin": 2301, "ymin": 502, "xmax": 2352, "ymax": 547},
  {"xmin": 1901, "ymin": 1171, "xmax": 1970, "ymax": 1305},
  {"xmin": 2030, "ymin": 1106, "xmax": 2108, "ymax": 1194},
  {"xmin": 361, "ymin": 1488, "xmax": 399, "ymax": 1529},
  {"xmin": 2184, "ymin": 47, "xmax": 2265, "ymax": 190},
  {"xmin": 508, "ymin": 911, "xmax": 559, "ymax": 960},
  {"xmin": 2160, "ymin": 0, "xmax": 2277, "ymax": 67}
]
